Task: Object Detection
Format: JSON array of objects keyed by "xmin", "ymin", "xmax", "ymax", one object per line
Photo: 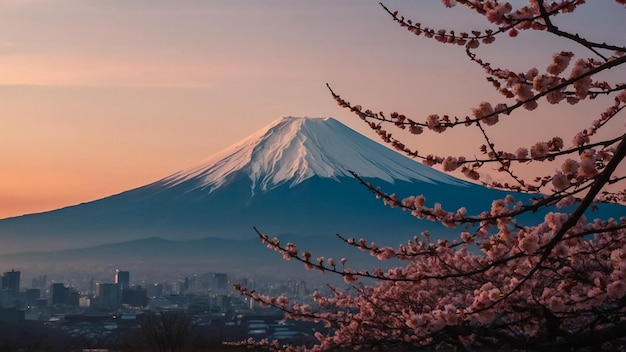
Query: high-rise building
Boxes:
[
  {"xmin": 50, "ymin": 283, "xmax": 69, "ymax": 306},
  {"xmin": 95, "ymin": 283, "xmax": 120, "ymax": 310},
  {"xmin": 48, "ymin": 283, "xmax": 78, "ymax": 307},
  {"xmin": 115, "ymin": 270, "xmax": 130, "ymax": 290},
  {"xmin": 295, "ymin": 280, "xmax": 307, "ymax": 297},
  {"xmin": 1, "ymin": 270, "xmax": 21, "ymax": 299}
]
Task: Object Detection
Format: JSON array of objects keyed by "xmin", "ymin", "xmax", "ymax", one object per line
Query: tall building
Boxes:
[
  {"xmin": 115, "ymin": 270, "xmax": 130, "ymax": 290},
  {"xmin": 95, "ymin": 283, "xmax": 120, "ymax": 310},
  {"xmin": 50, "ymin": 283, "xmax": 68, "ymax": 306},
  {"xmin": 295, "ymin": 280, "xmax": 307, "ymax": 298},
  {"xmin": 49, "ymin": 283, "xmax": 78, "ymax": 307},
  {"xmin": 1, "ymin": 270, "xmax": 21, "ymax": 301}
]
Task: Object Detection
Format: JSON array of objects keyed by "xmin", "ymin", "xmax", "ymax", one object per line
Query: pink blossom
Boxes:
[
  {"xmin": 376, "ymin": 247, "xmax": 396, "ymax": 260},
  {"xmin": 426, "ymin": 114, "xmax": 446, "ymax": 132},
  {"xmin": 561, "ymin": 158, "xmax": 579, "ymax": 175},
  {"xmin": 547, "ymin": 51, "xmax": 573, "ymax": 75},
  {"xmin": 519, "ymin": 233, "xmax": 539, "ymax": 254},
  {"xmin": 546, "ymin": 90, "xmax": 566, "ymax": 104},
  {"xmin": 429, "ymin": 313, "xmax": 447, "ymax": 331},
  {"xmin": 547, "ymin": 296, "xmax": 565, "ymax": 312},
  {"xmin": 485, "ymin": 2, "xmax": 512, "ymax": 24},
  {"xmin": 512, "ymin": 83, "xmax": 533, "ymax": 101},
  {"xmin": 406, "ymin": 314, "xmax": 426, "ymax": 329},
  {"xmin": 578, "ymin": 150, "xmax": 597, "ymax": 177},
  {"xmin": 570, "ymin": 59, "xmax": 592, "ymax": 99},
  {"xmin": 343, "ymin": 270, "xmax": 358, "ymax": 284},
  {"xmin": 572, "ymin": 132, "xmax": 590, "ymax": 147},
  {"xmin": 487, "ymin": 288, "xmax": 501, "ymax": 301},
  {"xmin": 556, "ymin": 195, "xmax": 576, "ymax": 208},
  {"xmin": 467, "ymin": 39, "xmax": 480, "ymax": 49},
  {"xmin": 607, "ymin": 280, "xmax": 626, "ymax": 299},
  {"xmin": 515, "ymin": 147, "xmax": 529, "ymax": 159},
  {"xmin": 441, "ymin": 0, "xmax": 457, "ymax": 8},
  {"xmin": 276, "ymin": 295, "xmax": 289, "ymax": 307},
  {"xmin": 442, "ymin": 156, "xmax": 460, "ymax": 171},
  {"xmin": 551, "ymin": 171, "xmax": 570, "ymax": 191},
  {"xmin": 409, "ymin": 124, "xmax": 423, "ymax": 135},
  {"xmin": 526, "ymin": 67, "xmax": 539, "ymax": 79},
  {"xmin": 300, "ymin": 304, "xmax": 313, "ymax": 314},
  {"xmin": 462, "ymin": 167, "xmax": 480, "ymax": 180},
  {"xmin": 530, "ymin": 142, "xmax": 549, "ymax": 160},
  {"xmin": 472, "ymin": 101, "xmax": 498, "ymax": 125},
  {"xmin": 461, "ymin": 231, "xmax": 473, "ymax": 244},
  {"xmin": 524, "ymin": 100, "xmax": 538, "ymax": 110},
  {"xmin": 532, "ymin": 75, "xmax": 552, "ymax": 92}
]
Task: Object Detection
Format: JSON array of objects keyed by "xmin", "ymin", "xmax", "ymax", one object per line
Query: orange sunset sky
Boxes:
[{"xmin": 1, "ymin": 1, "xmax": 625, "ymax": 219}]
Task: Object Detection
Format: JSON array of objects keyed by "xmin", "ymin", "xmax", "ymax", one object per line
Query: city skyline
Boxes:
[{"xmin": 2, "ymin": 1, "xmax": 625, "ymax": 218}]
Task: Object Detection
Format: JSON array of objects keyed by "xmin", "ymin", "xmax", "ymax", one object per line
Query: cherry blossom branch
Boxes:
[
  {"xmin": 537, "ymin": 1, "xmax": 626, "ymax": 59},
  {"xmin": 470, "ymin": 135, "xmax": 626, "ymax": 315},
  {"xmin": 475, "ymin": 120, "xmax": 526, "ymax": 186},
  {"xmin": 248, "ymin": 3, "xmax": 626, "ymax": 350},
  {"xmin": 540, "ymin": 135, "xmax": 626, "ymax": 261}
]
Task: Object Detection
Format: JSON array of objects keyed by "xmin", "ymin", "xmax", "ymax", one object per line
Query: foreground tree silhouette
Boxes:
[
  {"xmin": 126, "ymin": 311, "xmax": 195, "ymax": 352},
  {"xmin": 237, "ymin": 1, "xmax": 626, "ymax": 351}
]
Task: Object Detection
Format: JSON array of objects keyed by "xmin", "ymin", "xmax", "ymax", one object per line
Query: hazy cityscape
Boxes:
[{"xmin": 0, "ymin": 264, "xmax": 336, "ymax": 351}]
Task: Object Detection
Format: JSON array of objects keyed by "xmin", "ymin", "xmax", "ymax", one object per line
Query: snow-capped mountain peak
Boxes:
[{"xmin": 156, "ymin": 116, "xmax": 468, "ymax": 193}]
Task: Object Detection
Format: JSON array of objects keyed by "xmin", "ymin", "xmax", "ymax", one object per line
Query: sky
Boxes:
[{"xmin": 1, "ymin": 1, "xmax": 625, "ymax": 219}]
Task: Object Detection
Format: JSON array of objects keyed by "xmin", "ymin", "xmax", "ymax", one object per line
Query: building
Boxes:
[
  {"xmin": 95, "ymin": 283, "xmax": 120, "ymax": 310},
  {"xmin": 24, "ymin": 288, "xmax": 40, "ymax": 307},
  {"xmin": 1, "ymin": 270, "xmax": 21, "ymax": 307},
  {"xmin": 1, "ymin": 270, "xmax": 20, "ymax": 299},
  {"xmin": 295, "ymin": 280, "xmax": 307, "ymax": 298},
  {"xmin": 115, "ymin": 270, "xmax": 130, "ymax": 290},
  {"xmin": 122, "ymin": 286, "xmax": 148, "ymax": 307},
  {"xmin": 49, "ymin": 283, "xmax": 79, "ymax": 307}
]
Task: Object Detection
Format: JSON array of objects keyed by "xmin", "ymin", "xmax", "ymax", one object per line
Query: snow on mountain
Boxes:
[{"xmin": 155, "ymin": 116, "xmax": 468, "ymax": 194}]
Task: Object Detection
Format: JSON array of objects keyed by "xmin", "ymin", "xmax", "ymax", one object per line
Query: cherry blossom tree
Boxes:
[{"xmin": 237, "ymin": 1, "xmax": 626, "ymax": 350}]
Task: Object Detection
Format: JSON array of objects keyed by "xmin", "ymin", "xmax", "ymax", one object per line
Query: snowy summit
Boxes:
[{"xmin": 157, "ymin": 116, "xmax": 467, "ymax": 194}]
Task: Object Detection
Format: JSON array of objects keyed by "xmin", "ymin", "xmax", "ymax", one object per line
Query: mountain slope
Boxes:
[{"xmin": 0, "ymin": 116, "xmax": 621, "ymax": 259}]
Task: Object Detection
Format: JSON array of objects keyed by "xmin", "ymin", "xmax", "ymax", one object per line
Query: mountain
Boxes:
[
  {"xmin": 0, "ymin": 116, "xmax": 471, "ymax": 254},
  {"xmin": 0, "ymin": 116, "xmax": 622, "ymax": 276}
]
